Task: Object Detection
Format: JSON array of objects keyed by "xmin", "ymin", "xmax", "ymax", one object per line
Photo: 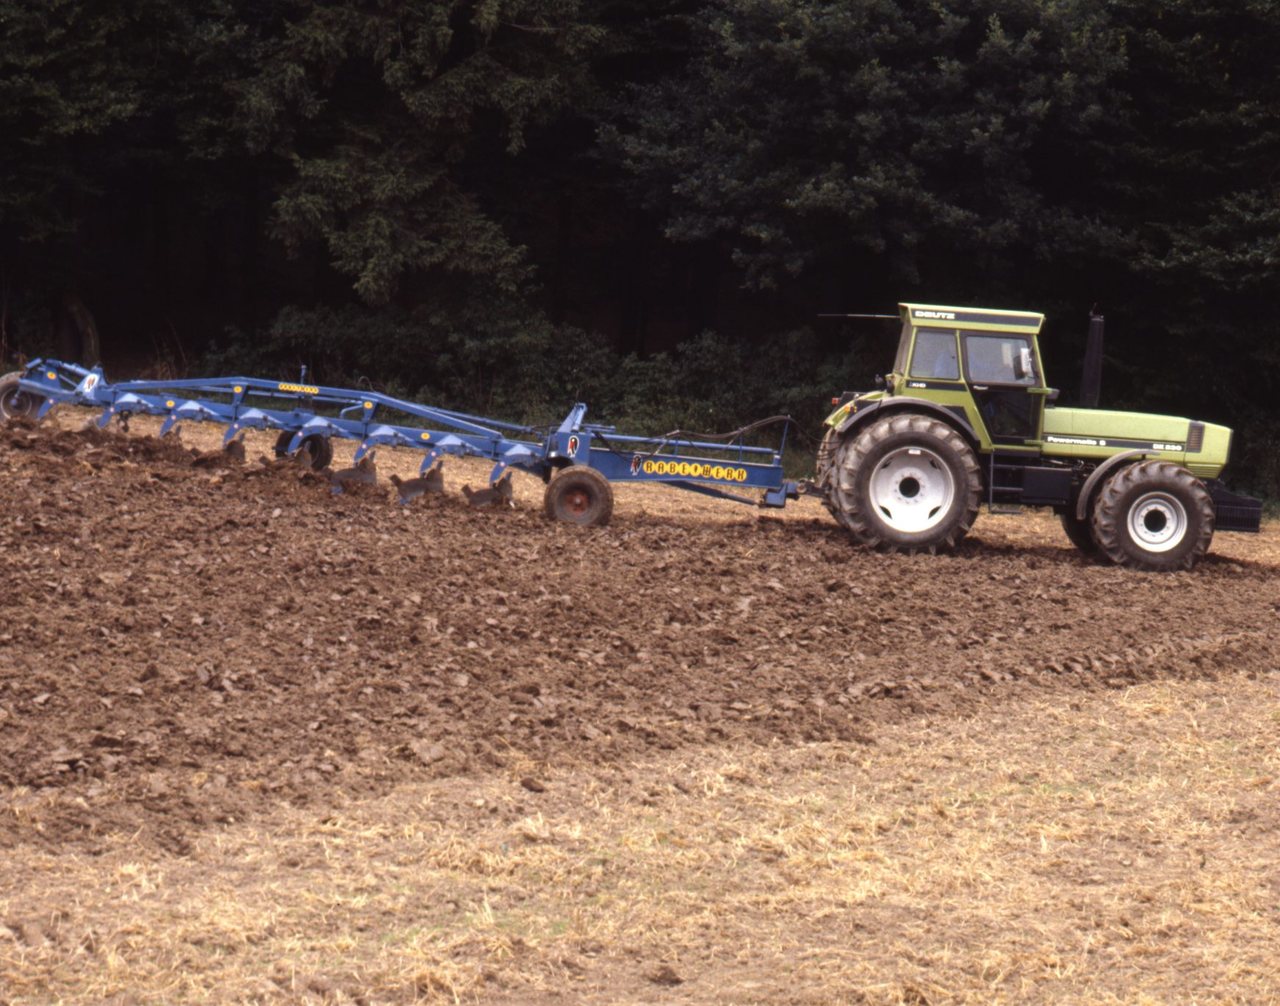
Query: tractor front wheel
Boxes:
[
  {"xmin": 1059, "ymin": 507, "xmax": 1099, "ymax": 556},
  {"xmin": 1092, "ymin": 460, "xmax": 1214, "ymax": 571},
  {"xmin": 830, "ymin": 414, "xmax": 981, "ymax": 553},
  {"xmin": 544, "ymin": 466, "xmax": 614, "ymax": 526},
  {"xmin": 0, "ymin": 372, "xmax": 45, "ymax": 422}
]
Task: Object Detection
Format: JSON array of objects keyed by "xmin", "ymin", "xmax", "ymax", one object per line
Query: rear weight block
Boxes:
[{"xmin": 544, "ymin": 466, "xmax": 613, "ymax": 526}]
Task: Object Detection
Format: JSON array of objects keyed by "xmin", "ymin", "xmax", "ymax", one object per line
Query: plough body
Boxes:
[{"xmin": 10, "ymin": 359, "xmax": 801, "ymax": 523}]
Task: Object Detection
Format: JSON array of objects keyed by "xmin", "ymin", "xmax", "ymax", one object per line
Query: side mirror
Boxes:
[{"xmin": 1016, "ymin": 346, "xmax": 1034, "ymax": 381}]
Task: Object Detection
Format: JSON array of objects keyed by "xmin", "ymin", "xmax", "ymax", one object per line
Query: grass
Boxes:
[{"xmin": 4, "ymin": 671, "xmax": 1280, "ymax": 1004}]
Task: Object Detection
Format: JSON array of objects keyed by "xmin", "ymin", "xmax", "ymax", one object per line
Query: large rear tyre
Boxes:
[
  {"xmin": 0, "ymin": 372, "xmax": 45, "ymax": 422},
  {"xmin": 830, "ymin": 414, "xmax": 981, "ymax": 553},
  {"xmin": 815, "ymin": 426, "xmax": 854, "ymax": 531},
  {"xmin": 1059, "ymin": 507, "xmax": 1099, "ymax": 555},
  {"xmin": 1092, "ymin": 460, "xmax": 1214, "ymax": 571},
  {"xmin": 544, "ymin": 466, "xmax": 613, "ymax": 526}
]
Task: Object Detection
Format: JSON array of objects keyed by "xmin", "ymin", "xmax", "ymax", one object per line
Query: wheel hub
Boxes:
[
  {"xmin": 1127, "ymin": 491, "xmax": 1188, "ymax": 552},
  {"xmin": 564, "ymin": 489, "xmax": 590, "ymax": 515},
  {"xmin": 868, "ymin": 446, "xmax": 955, "ymax": 533}
]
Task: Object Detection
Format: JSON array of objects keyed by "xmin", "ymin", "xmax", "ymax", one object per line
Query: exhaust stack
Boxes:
[{"xmin": 1080, "ymin": 312, "xmax": 1104, "ymax": 409}]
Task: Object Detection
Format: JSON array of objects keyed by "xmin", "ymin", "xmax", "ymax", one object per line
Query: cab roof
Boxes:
[{"xmin": 900, "ymin": 303, "xmax": 1044, "ymax": 335}]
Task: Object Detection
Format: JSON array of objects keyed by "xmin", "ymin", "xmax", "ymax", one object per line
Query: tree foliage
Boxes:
[
  {"xmin": 609, "ymin": 0, "xmax": 1129, "ymax": 291},
  {"xmin": 2, "ymin": 0, "xmax": 1279, "ymax": 493},
  {"xmin": 0, "ymin": 0, "xmax": 148, "ymax": 240},
  {"xmin": 232, "ymin": 0, "xmax": 601, "ymax": 304}
]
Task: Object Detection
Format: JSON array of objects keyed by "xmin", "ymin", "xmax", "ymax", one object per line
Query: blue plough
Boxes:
[{"xmin": 5, "ymin": 359, "xmax": 805, "ymax": 524}]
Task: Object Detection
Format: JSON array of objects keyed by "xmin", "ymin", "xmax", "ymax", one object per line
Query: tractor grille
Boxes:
[{"xmin": 1186, "ymin": 421, "xmax": 1205, "ymax": 453}]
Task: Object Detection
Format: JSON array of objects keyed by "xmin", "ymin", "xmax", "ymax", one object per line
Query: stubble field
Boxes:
[{"xmin": 1, "ymin": 416, "xmax": 1278, "ymax": 1004}]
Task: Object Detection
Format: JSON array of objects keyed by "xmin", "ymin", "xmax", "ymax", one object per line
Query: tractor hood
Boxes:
[{"xmin": 1043, "ymin": 406, "xmax": 1232, "ymax": 477}]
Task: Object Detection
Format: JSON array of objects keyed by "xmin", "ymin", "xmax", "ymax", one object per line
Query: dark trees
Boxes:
[
  {"xmin": 609, "ymin": 0, "xmax": 1127, "ymax": 296},
  {"xmin": 1, "ymin": 0, "xmax": 1278, "ymax": 490}
]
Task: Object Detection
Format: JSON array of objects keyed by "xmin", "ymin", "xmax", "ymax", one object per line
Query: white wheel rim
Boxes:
[
  {"xmin": 868, "ymin": 446, "xmax": 955, "ymax": 533},
  {"xmin": 1127, "ymin": 491, "xmax": 1188, "ymax": 552}
]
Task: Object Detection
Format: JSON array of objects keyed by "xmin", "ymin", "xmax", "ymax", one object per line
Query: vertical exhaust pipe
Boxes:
[{"xmin": 1080, "ymin": 311, "xmax": 1104, "ymax": 408}]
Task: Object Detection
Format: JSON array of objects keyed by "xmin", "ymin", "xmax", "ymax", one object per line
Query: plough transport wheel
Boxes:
[
  {"xmin": 0, "ymin": 372, "xmax": 44, "ymax": 421},
  {"xmin": 544, "ymin": 466, "xmax": 613, "ymax": 526}
]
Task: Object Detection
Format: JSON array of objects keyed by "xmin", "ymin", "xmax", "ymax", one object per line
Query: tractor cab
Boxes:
[{"xmin": 890, "ymin": 303, "xmax": 1052, "ymax": 452}]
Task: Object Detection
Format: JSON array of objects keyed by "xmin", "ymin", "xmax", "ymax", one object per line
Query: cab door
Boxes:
[{"xmin": 960, "ymin": 331, "xmax": 1045, "ymax": 447}]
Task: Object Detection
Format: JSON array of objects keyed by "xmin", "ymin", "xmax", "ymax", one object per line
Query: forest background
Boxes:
[{"xmin": 2, "ymin": 0, "xmax": 1278, "ymax": 495}]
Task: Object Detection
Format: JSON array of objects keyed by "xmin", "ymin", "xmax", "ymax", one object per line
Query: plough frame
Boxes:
[{"xmin": 10, "ymin": 359, "xmax": 801, "ymax": 522}]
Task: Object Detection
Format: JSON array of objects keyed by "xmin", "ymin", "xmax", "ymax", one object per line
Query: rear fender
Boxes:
[{"xmin": 834, "ymin": 397, "xmax": 977, "ymax": 446}]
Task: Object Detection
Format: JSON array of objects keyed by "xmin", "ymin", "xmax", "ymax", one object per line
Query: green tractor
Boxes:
[{"xmin": 815, "ymin": 304, "xmax": 1262, "ymax": 570}]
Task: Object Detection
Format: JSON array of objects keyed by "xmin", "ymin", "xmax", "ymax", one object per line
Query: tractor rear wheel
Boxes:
[
  {"xmin": 815, "ymin": 426, "xmax": 854, "ymax": 531},
  {"xmin": 830, "ymin": 413, "xmax": 981, "ymax": 553},
  {"xmin": 1092, "ymin": 460, "xmax": 1214, "ymax": 571},
  {"xmin": 544, "ymin": 466, "xmax": 614, "ymax": 526},
  {"xmin": 0, "ymin": 372, "xmax": 45, "ymax": 422}
]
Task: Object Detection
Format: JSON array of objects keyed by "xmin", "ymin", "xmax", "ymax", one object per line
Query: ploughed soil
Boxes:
[{"xmin": 2, "ymin": 417, "xmax": 1277, "ymax": 857}]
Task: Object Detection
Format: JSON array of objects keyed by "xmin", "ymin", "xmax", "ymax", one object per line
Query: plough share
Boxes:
[{"xmin": 2, "ymin": 360, "xmax": 804, "ymax": 525}]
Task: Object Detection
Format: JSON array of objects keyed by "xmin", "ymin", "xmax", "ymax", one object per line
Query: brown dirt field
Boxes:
[{"xmin": 2, "ymin": 414, "xmax": 1278, "ymax": 1004}]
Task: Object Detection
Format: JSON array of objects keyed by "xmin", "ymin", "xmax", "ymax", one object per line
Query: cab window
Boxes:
[
  {"xmin": 963, "ymin": 333, "xmax": 1037, "ymax": 385},
  {"xmin": 892, "ymin": 323, "xmax": 911, "ymax": 375},
  {"xmin": 909, "ymin": 330, "xmax": 960, "ymax": 381}
]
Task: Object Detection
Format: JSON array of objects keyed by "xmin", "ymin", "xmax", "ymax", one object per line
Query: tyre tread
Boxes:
[
  {"xmin": 1092, "ymin": 459, "xmax": 1214, "ymax": 571},
  {"xmin": 1060, "ymin": 508, "xmax": 1099, "ymax": 555},
  {"xmin": 829, "ymin": 414, "xmax": 981, "ymax": 554}
]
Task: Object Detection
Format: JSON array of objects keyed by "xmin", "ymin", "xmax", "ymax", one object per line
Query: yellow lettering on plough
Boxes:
[{"xmin": 642, "ymin": 459, "xmax": 748, "ymax": 482}]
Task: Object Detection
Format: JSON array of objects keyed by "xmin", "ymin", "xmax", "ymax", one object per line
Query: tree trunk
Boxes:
[{"xmin": 55, "ymin": 291, "xmax": 102, "ymax": 364}]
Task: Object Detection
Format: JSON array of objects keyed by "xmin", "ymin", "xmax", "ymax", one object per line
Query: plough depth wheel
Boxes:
[
  {"xmin": 274, "ymin": 430, "xmax": 332, "ymax": 470},
  {"xmin": 544, "ymin": 466, "xmax": 614, "ymax": 526},
  {"xmin": 0, "ymin": 372, "xmax": 45, "ymax": 421}
]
